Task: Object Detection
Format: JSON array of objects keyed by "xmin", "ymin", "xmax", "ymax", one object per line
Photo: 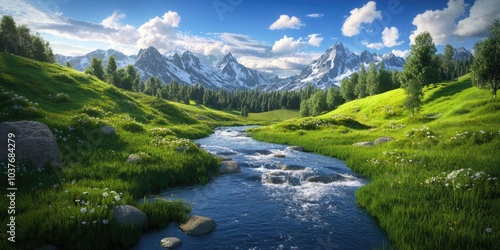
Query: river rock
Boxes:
[
  {"xmin": 100, "ymin": 125, "xmax": 116, "ymax": 135},
  {"xmin": 274, "ymin": 154, "xmax": 286, "ymax": 158},
  {"xmin": 127, "ymin": 154, "xmax": 141, "ymax": 164},
  {"xmin": 180, "ymin": 215, "xmax": 216, "ymax": 236},
  {"xmin": 306, "ymin": 174, "xmax": 345, "ymax": 184},
  {"xmin": 280, "ymin": 164, "xmax": 306, "ymax": 171},
  {"xmin": 267, "ymin": 175, "xmax": 286, "ymax": 184},
  {"xmin": 112, "ymin": 205, "xmax": 148, "ymax": 230},
  {"xmin": 219, "ymin": 160, "xmax": 241, "ymax": 174},
  {"xmin": 374, "ymin": 137, "xmax": 394, "ymax": 145},
  {"xmin": 352, "ymin": 141, "xmax": 374, "ymax": 147},
  {"xmin": 218, "ymin": 155, "xmax": 232, "ymax": 161},
  {"xmin": 0, "ymin": 121, "xmax": 62, "ymax": 170},
  {"xmin": 160, "ymin": 237, "xmax": 182, "ymax": 248},
  {"xmin": 287, "ymin": 146, "xmax": 303, "ymax": 152}
]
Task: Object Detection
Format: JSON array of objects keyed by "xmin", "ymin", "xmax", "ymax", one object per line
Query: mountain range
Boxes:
[{"xmin": 56, "ymin": 42, "xmax": 472, "ymax": 91}]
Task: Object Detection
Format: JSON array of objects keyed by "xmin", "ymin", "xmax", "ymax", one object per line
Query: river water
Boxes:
[{"xmin": 134, "ymin": 126, "xmax": 390, "ymax": 249}]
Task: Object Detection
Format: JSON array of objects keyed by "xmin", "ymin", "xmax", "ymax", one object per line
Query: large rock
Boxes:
[
  {"xmin": 218, "ymin": 161, "xmax": 241, "ymax": 174},
  {"xmin": 352, "ymin": 141, "xmax": 374, "ymax": 147},
  {"xmin": 127, "ymin": 154, "xmax": 141, "ymax": 164},
  {"xmin": 180, "ymin": 215, "xmax": 216, "ymax": 236},
  {"xmin": 160, "ymin": 237, "xmax": 182, "ymax": 249},
  {"xmin": 0, "ymin": 121, "xmax": 62, "ymax": 170},
  {"xmin": 287, "ymin": 146, "xmax": 303, "ymax": 152},
  {"xmin": 100, "ymin": 125, "xmax": 116, "ymax": 135},
  {"xmin": 112, "ymin": 205, "xmax": 148, "ymax": 229},
  {"xmin": 374, "ymin": 137, "xmax": 394, "ymax": 145}
]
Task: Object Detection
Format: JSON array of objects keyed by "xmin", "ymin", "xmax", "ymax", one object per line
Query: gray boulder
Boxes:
[
  {"xmin": 100, "ymin": 125, "xmax": 116, "ymax": 135},
  {"xmin": 0, "ymin": 121, "xmax": 62, "ymax": 170},
  {"xmin": 280, "ymin": 164, "xmax": 306, "ymax": 171},
  {"xmin": 160, "ymin": 237, "xmax": 182, "ymax": 249},
  {"xmin": 374, "ymin": 137, "xmax": 394, "ymax": 145},
  {"xmin": 112, "ymin": 205, "xmax": 148, "ymax": 229},
  {"xmin": 287, "ymin": 146, "xmax": 303, "ymax": 152},
  {"xmin": 180, "ymin": 215, "xmax": 216, "ymax": 236},
  {"xmin": 352, "ymin": 141, "xmax": 374, "ymax": 147},
  {"xmin": 127, "ymin": 154, "xmax": 141, "ymax": 164},
  {"xmin": 219, "ymin": 160, "xmax": 241, "ymax": 174},
  {"xmin": 274, "ymin": 154, "xmax": 286, "ymax": 158}
]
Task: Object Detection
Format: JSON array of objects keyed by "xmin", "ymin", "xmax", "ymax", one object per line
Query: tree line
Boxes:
[{"xmin": 0, "ymin": 15, "xmax": 55, "ymax": 63}]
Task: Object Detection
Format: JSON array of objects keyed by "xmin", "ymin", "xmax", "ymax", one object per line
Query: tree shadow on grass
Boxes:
[{"xmin": 424, "ymin": 78, "xmax": 472, "ymax": 104}]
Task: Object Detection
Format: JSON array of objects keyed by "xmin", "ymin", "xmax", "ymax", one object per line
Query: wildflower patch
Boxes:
[{"xmin": 424, "ymin": 168, "xmax": 498, "ymax": 191}]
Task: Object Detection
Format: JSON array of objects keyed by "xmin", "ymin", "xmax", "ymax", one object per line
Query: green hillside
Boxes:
[
  {"xmin": 251, "ymin": 75, "xmax": 500, "ymax": 249},
  {"xmin": 0, "ymin": 52, "xmax": 298, "ymax": 249}
]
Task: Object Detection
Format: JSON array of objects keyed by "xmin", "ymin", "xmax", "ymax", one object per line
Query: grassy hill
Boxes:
[
  {"xmin": 251, "ymin": 75, "xmax": 500, "ymax": 249},
  {"xmin": 0, "ymin": 52, "xmax": 298, "ymax": 249}
]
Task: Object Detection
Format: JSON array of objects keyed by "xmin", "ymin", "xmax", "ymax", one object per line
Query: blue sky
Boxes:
[{"xmin": 1, "ymin": 0, "xmax": 499, "ymax": 76}]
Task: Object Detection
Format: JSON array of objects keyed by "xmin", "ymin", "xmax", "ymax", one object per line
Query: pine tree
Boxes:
[
  {"xmin": 85, "ymin": 57, "xmax": 105, "ymax": 81},
  {"xmin": 0, "ymin": 15, "xmax": 18, "ymax": 54},
  {"xmin": 355, "ymin": 64, "xmax": 368, "ymax": 98},
  {"xmin": 442, "ymin": 44, "xmax": 454, "ymax": 81},
  {"xmin": 402, "ymin": 31, "xmax": 438, "ymax": 116},
  {"xmin": 340, "ymin": 73, "xmax": 357, "ymax": 102},
  {"xmin": 366, "ymin": 62, "xmax": 379, "ymax": 95},
  {"xmin": 470, "ymin": 18, "xmax": 500, "ymax": 98}
]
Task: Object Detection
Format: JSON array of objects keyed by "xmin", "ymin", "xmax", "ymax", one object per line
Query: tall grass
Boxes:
[{"xmin": 251, "ymin": 75, "xmax": 500, "ymax": 249}]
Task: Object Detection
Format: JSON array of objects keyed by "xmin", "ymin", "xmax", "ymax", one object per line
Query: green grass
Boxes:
[
  {"xmin": 251, "ymin": 75, "xmax": 500, "ymax": 249},
  {"xmin": 0, "ymin": 53, "xmax": 232, "ymax": 249}
]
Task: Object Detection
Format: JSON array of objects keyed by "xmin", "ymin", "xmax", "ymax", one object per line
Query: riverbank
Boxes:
[{"xmin": 250, "ymin": 75, "xmax": 500, "ymax": 249}]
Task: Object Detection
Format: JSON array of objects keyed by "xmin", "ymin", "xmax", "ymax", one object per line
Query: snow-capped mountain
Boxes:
[
  {"xmin": 217, "ymin": 53, "xmax": 270, "ymax": 89},
  {"xmin": 56, "ymin": 42, "xmax": 407, "ymax": 91},
  {"xmin": 275, "ymin": 42, "xmax": 406, "ymax": 90},
  {"xmin": 134, "ymin": 47, "xmax": 269, "ymax": 90},
  {"xmin": 453, "ymin": 47, "xmax": 472, "ymax": 61},
  {"xmin": 56, "ymin": 49, "xmax": 136, "ymax": 71}
]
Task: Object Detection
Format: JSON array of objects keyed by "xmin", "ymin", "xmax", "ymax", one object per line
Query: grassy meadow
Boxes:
[
  {"xmin": 251, "ymin": 75, "xmax": 500, "ymax": 249},
  {"xmin": 0, "ymin": 52, "xmax": 299, "ymax": 249}
]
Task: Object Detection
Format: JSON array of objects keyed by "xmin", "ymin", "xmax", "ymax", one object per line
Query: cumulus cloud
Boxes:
[
  {"xmin": 272, "ymin": 34, "xmax": 324, "ymax": 55},
  {"xmin": 269, "ymin": 15, "xmax": 305, "ymax": 30},
  {"xmin": 137, "ymin": 11, "xmax": 181, "ymax": 49},
  {"xmin": 341, "ymin": 1, "xmax": 381, "ymax": 37},
  {"xmin": 391, "ymin": 49, "xmax": 410, "ymax": 59},
  {"xmin": 101, "ymin": 11, "xmax": 126, "ymax": 29},
  {"xmin": 409, "ymin": 0, "xmax": 466, "ymax": 45},
  {"xmin": 307, "ymin": 34, "xmax": 323, "ymax": 47},
  {"xmin": 238, "ymin": 52, "xmax": 322, "ymax": 77},
  {"xmin": 454, "ymin": 0, "xmax": 500, "ymax": 37},
  {"xmin": 382, "ymin": 27, "xmax": 404, "ymax": 47},
  {"xmin": 306, "ymin": 13, "xmax": 323, "ymax": 18},
  {"xmin": 361, "ymin": 26, "xmax": 403, "ymax": 50}
]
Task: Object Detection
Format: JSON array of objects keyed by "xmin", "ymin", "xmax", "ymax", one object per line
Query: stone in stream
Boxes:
[
  {"xmin": 287, "ymin": 146, "xmax": 303, "ymax": 152},
  {"xmin": 280, "ymin": 164, "xmax": 306, "ymax": 171},
  {"xmin": 274, "ymin": 154, "xmax": 286, "ymax": 158},
  {"xmin": 180, "ymin": 215, "xmax": 217, "ymax": 236},
  {"xmin": 160, "ymin": 237, "xmax": 182, "ymax": 248},
  {"xmin": 306, "ymin": 174, "xmax": 347, "ymax": 184},
  {"xmin": 0, "ymin": 121, "xmax": 62, "ymax": 170},
  {"xmin": 218, "ymin": 160, "xmax": 241, "ymax": 174}
]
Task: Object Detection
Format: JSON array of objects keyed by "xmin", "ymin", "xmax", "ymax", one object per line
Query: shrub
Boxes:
[
  {"xmin": 49, "ymin": 92, "xmax": 71, "ymax": 103},
  {"xmin": 139, "ymin": 198, "xmax": 191, "ymax": 229},
  {"xmin": 71, "ymin": 113, "xmax": 104, "ymax": 130},
  {"xmin": 122, "ymin": 122, "xmax": 145, "ymax": 133}
]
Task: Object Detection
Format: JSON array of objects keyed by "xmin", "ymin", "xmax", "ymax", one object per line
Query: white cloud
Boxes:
[
  {"xmin": 392, "ymin": 49, "xmax": 410, "ymax": 59},
  {"xmin": 269, "ymin": 15, "xmax": 305, "ymax": 30},
  {"xmin": 341, "ymin": 1, "xmax": 382, "ymax": 37},
  {"xmin": 307, "ymin": 34, "xmax": 323, "ymax": 47},
  {"xmin": 101, "ymin": 11, "xmax": 126, "ymax": 29},
  {"xmin": 137, "ymin": 11, "xmax": 181, "ymax": 49},
  {"xmin": 382, "ymin": 26, "xmax": 404, "ymax": 47},
  {"xmin": 361, "ymin": 26, "xmax": 403, "ymax": 50},
  {"xmin": 306, "ymin": 13, "xmax": 323, "ymax": 18},
  {"xmin": 272, "ymin": 34, "xmax": 324, "ymax": 55},
  {"xmin": 409, "ymin": 0, "xmax": 466, "ymax": 45},
  {"xmin": 238, "ymin": 52, "xmax": 322, "ymax": 77},
  {"xmin": 454, "ymin": 0, "xmax": 500, "ymax": 37},
  {"xmin": 272, "ymin": 35, "xmax": 303, "ymax": 54}
]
